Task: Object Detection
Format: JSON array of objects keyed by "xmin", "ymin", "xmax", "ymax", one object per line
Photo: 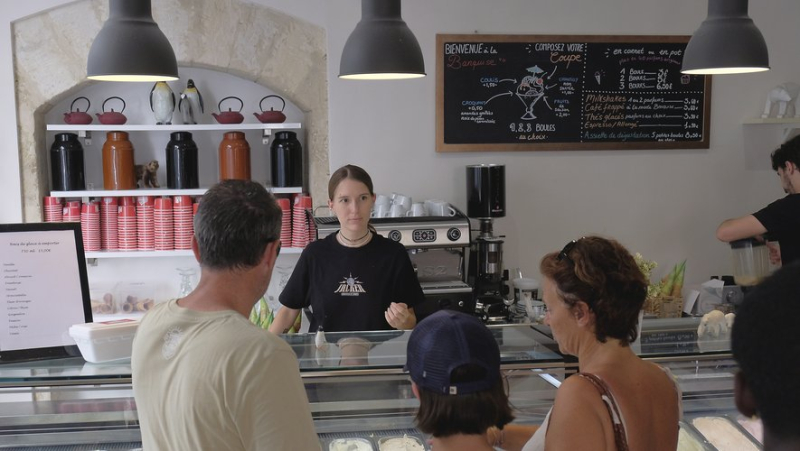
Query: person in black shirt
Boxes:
[
  {"xmin": 717, "ymin": 135, "xmax": 800, "ymax": 265},
  {"xmin": 269, "ymin": 165, "xmax": 424, "ymax": 334}
]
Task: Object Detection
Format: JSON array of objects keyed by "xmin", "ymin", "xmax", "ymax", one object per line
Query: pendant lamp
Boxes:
[
  {"xmin": 681, "ymin": 0, "xmax": 769, "ymax": 75},
  {"xmin": 87, "ymin": 0, "xmax": 178, "ymax": 82},
  {"xmin": 339, "ymin": 0, "xmax": 425, "ymax": 80}
]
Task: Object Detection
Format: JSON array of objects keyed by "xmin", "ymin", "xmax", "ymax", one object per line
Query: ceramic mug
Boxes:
[
  {"xmin": 372, "ymin": 203, "xmax": 390, "ymax": 218},
  {"xmin": 375, "ymin": 194, "xmax": 391, "ymax": 209},
  {"xmin": 389, "ymin": 203, "xmax": 407, "ymax": 218},
  {"xmin": 406, "ymin": 203, "xmax": 426, "ymax": 217},
  {"xmin": 428, "ymin": 200, "xmax": 456, "ymax": 217},
  {"xmin": 393, "ymin": 194, "xmax": 412, "ymax": 210}
]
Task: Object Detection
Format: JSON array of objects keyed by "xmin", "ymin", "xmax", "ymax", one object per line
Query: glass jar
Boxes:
[
  {"xmin": 50, "ymin": 133, "xmax": 86, "ymax": 191},
  {"xmin": 102, "ymin": 131, "xmax": 136, "ymax": 190},
  {"xmin": 731, "ymin": 238, "xmax": 771, "ymax": 286},
  {"xmin": 270, "ymin": 131, "xmax": 303, "ymax": 187},
  {"xmin": 218, "ymin": 131, "xmax": 251, "ymax": 180},
  {"xmin": 166, "ymin": 131, "xmax": 199, "ymax": 189}
]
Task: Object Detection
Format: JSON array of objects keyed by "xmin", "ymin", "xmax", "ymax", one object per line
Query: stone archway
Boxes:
[{"xmin": 12, "ymin": 0, "xmax": 329, "ymax": 221}]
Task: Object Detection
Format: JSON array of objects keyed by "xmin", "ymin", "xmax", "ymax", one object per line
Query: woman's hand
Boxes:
[{"xmin": 385, "ymin": 302, "xmax": 417, "ymax": 330}]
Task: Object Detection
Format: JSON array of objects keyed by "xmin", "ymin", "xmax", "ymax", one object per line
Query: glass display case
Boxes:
[{"xmin": 0, "ymin": 318, "xmax": 749, "ymax": 450}]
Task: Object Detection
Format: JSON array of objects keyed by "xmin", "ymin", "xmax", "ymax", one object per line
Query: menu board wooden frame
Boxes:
[{"xmin": 436, "ymin": 34, "xmax": 712, "ymax": 152}]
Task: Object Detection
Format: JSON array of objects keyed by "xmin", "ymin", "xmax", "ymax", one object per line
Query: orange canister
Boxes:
[
  {"xmin": 102, "ymin": 131, "xmax": 136, "ymax": 190},
  {"xmin": 218, "ymin": 131, "xmax": 251, "ymax": 180}
]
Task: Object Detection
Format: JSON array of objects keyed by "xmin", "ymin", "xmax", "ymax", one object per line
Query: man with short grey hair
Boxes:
[{"xmin": 132, "ymin": 180, "xmax": 320, "ymax": 451}]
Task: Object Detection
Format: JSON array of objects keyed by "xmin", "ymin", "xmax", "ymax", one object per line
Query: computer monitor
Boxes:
[{"xmin": 0, "ymin": 222, "xmax": 92, "ymax": 363}]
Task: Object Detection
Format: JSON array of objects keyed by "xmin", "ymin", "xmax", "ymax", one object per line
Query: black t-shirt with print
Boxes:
[
  {"xmin": 279, "ymin": 232, "xmax": 425, "ymax": 332},
  {"xmin": 753, "ymin": 193, "xmax": 800, "ymax": 265}
]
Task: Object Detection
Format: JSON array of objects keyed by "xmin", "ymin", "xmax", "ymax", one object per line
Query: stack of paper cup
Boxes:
[
  {"xmin": 173, "ymin": 195, "xmax": 194, "ymax": 250},
  {"xmin": 117, "ymin": 197, "xmax": 137, "ymax": 251},
  {"xmin": 136, "ymin": 196, "xmax": 155, "ymax": 251},
  {"xmin": 277, "ymin": 198, "xmax": 292, "ymax": 247},
  {"xmin": 80, "ymin": 202, "xmax": 101, "ymax": 251},
  {"xmin": 63, "ymin": 200, "xmax": 81, "ymax": 223},
  {"xmin": 154, "ymin": 197, "xmax": 174, "ymax": 251},
  {"xmin": 291, "ymin": 194, "xmax": 312, "ymax": 248},
  {"xmin": 43, "ymin": 197, "xmax": 63, "ymax": 222},
  {"xmin": 100, "ymin": 197, "xmax": 118, "ymax": 250}
]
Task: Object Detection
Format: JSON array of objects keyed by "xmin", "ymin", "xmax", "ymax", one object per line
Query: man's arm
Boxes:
[{"xmin": 716, "ymin": 215, "xmax": 767, "ymax": 242}]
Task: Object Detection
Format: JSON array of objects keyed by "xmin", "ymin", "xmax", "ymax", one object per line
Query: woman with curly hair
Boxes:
[{"xmin": 490, "ymin": 236, "xmax": 680, "ymax": 451}]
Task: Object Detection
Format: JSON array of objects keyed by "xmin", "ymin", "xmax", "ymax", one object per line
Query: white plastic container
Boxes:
[{"xmin": 69, "ymin": 319, "xmax": 140, "ymax": 363}]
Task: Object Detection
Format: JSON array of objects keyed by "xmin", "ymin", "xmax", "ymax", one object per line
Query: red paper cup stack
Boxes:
[
  {"xmin": 292, "ymin": 194, "xmax": 313, "ymax": 248},
  {"xmin": 63, "ymin": 200, "xmax": 81, "ymax": 223},
  {"xmin": 117, "ymin": 197, "xmax": 137, "ymax": 251},
  {"xmin": 43, "ymin": 197, "xmax": 63, "ymax": 223},
  {"xmin": 173, "ymin": 195, "xmax": 194, "ymax": 250},
  {"xmin": 154, "ymin": 197, "xmax": 174, "ymax": 251},
  {"xmin": 277, "ymin": 197, "xmax": 292, "ymax": 247},
  {"xmin": 100, "ymin": 197, "xmax": 119, "ymax": 250},
  {"xmin": 136, "ymin": 196, "xmax": 155, "ymax": 251},
  {"xmin": 80, "ymin": 202, "xmax": 101, "ymax": 251}
]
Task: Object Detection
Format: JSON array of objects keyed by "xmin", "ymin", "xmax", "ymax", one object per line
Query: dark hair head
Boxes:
[
  {"xmin": 415, "ymin": 364, "xmax": 514, "ymax": 437},
  {"xmin": 193, "ymin": 180, "xmax": 281, "ymax": 270},
  {"xmin": 539, "ymin": 236, "xmax": 647, "ymax": 345},
  {"xmin": 327, "ymin": 164, "xmax": 374, "ymax": 201},
  {"xmin": 770, "ymin": 134, "xmax": 800, "ymax": 171},
  {"xmin": 732, "ymin": 262, "xmax": 800, "ymax": 440}
]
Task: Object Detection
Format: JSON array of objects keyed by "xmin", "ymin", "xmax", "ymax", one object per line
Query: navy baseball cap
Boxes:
[{"xmin": 405, "ymin": 310, "xmax": 501, "ymax": 395}]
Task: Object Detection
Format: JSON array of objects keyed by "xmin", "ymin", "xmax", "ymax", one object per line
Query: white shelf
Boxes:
[
  {"xmin": 46, "ymin": 123, "xmax": 302, "ymax": 132},
  {"xmin": 85, "ymin": 247, "xmax": 303, "ymax": 259},
  {"xmin": 50, "ymin": 186, "xmax": 303, "ymax": 198}
]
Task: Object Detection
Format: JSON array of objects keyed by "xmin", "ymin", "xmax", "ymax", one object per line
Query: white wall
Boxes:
[{"xmin": 2, "ymin": 0, "xmax": 799, "ymax": 288}]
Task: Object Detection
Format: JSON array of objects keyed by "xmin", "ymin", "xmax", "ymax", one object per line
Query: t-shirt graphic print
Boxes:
[{"xmin": 334, "ymin": 273, "xmax": 367, "ymax": 296}]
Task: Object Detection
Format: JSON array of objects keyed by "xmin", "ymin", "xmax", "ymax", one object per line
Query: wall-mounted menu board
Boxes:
[{"xmin": 436, "ymin": 34, "xmax": 711, "ymax": 152}]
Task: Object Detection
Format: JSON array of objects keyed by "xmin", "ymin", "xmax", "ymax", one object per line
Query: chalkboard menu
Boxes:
[{"xmin": 436, "ymin": 34, "xmax": 712, "ymax": 152}]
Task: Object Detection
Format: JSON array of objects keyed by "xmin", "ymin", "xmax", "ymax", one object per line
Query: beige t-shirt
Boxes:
[{"xmin": 132, "ymin": 299, "xmax": 320, "ymax": 451}]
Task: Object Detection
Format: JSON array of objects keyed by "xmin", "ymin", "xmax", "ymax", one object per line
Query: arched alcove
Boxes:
[{"xmin": 12, "ymin": 0, "xmax": 329, "ymax": 221}]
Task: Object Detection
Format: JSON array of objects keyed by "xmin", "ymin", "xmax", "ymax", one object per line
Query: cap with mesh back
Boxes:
[{"xmin": 405, "ymin": 309, "xmax": 500, "ymax": 395}]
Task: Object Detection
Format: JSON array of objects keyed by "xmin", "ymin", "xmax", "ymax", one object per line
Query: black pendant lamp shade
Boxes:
[
  {"xmin": 681, "ymin": 0, "xmax": 769, "ymax": 75},
  {"xmin": 339, "ymin": 0, "xmax": 425, "ymax": 80},
  {"xmin": 87, "ymin": 0, "xmax": 179, "ymax": 82}
]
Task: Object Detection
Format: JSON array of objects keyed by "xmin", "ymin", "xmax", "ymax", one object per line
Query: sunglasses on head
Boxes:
[{"xmin": 557, "ymin": 237, "xmax": 585, "ymax": 265}]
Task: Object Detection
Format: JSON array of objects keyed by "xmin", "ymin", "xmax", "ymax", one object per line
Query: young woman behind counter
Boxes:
[{"xmin": 269, "ymin": 164, "xmax": 424, "ymax": 334}]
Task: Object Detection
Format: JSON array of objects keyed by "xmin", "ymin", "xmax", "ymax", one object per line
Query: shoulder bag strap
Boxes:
[{"xmin": 576, "ymin": 372, "xmax": 630, "ymax": 451}]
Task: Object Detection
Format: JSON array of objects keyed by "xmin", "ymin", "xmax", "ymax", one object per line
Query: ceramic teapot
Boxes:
[
  {"xmin": 212, "ymin": 96, "xmax": 245, "ymax": 124},
  {"xmin": 254, "ymin": 95, "xmax": 286, "ymax": 124},
  {"xmin": 96, "ymin": 96, "xmax": 128, "ymax": 125},
  {"xmin": 63, "ymin": 97, "xmax": 93, "ymax": 125}
]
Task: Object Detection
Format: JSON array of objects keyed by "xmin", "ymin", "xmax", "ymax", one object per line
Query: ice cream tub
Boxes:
[
  {"xmin": 68, "ymin": 319, "xmax": 140, "ymax": 363},
  {"xmin": 678, "ymin": 421, "xmax": 716, "ymax": 451},
  {"xmin": 327, "ymin": 437, "xmax": 375, "ymax": 451},
  {"xmin": 377, "ymin": 434, "xmax": 426, "ymax": 451},
  {"xmin": 691, "ymin": 415, "xmax": 761, "ymax": 451}
]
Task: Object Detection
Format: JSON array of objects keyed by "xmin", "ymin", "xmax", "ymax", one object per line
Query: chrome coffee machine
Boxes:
[{"xmin": 466, "ymin": 164, "xmax": 511, "ymax": 322}]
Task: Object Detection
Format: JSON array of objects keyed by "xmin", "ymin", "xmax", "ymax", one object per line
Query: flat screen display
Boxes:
[{"xmin": 0, "ymin": 222, "xmax": 92, "ymax": 363}]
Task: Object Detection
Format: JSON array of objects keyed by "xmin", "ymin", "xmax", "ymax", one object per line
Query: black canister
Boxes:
[
  {"xmin": 50, "ymin": 133, "xmax": 86, "ymax": 191},
  {"xmin": 270, "ymin": 131, "xmax": 303, "ymax": 187},
  {"xmin": 166, "ymin": 131, "xmax": 199, "ymax": 189},
  {"xmin": 466, "ymin": 164, "xmax": 506, "ymax": 218}
]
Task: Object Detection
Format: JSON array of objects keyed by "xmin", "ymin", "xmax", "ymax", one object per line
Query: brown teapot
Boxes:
[
  {"xmin": 96, "ymin": 96, "xmax": 128, "ymax": 125},
  {"xmin": 254, "ymin": 95, "xmax": 286, "ymax": 124},
  {"xmin": 63, "ymin": 97, "xmax": 93, "ymax": 125},
  {"xmin": 212, "ymin": 96, "xmax": 245, "ymax": 124}
]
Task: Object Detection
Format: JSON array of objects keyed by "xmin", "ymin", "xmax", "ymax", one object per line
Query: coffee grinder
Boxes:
[{"xmin": 466, "ymin": 164, "xmax": 511, "ymax": 322}]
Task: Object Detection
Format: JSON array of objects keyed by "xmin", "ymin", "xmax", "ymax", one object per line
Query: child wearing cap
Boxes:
[{"xmin": 405, "ymin": 310, "xmax": 514, "ymax": 450}]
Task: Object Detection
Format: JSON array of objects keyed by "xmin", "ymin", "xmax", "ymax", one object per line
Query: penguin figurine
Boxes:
[
  {"xmin": 179, "ymin": 79, "xmax": 204, "ymax": 124},
  {"xmin": 149, "ymin": 81, "xmax": 176, "ymax": 125}
]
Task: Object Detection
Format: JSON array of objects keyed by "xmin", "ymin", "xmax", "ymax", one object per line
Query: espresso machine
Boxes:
[{"xmin": 466, "ymin": 164, "xmax": 511, "ymax": 322}]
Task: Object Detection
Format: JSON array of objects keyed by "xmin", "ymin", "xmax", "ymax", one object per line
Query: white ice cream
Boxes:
[
  {"xmin": 677, "ymin": 427, "xmax": 706, "ymax": 451},
  {"xmin": 378, "ymin": 436, "xmax": 425, "ymax": 451},
  {"xmin": 692, "ymin": 417, "xmax": 759, "ymax": 451},
  {"xmin": 329, "ymin": 438, "xmax": 374, "ymax": 451}
]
